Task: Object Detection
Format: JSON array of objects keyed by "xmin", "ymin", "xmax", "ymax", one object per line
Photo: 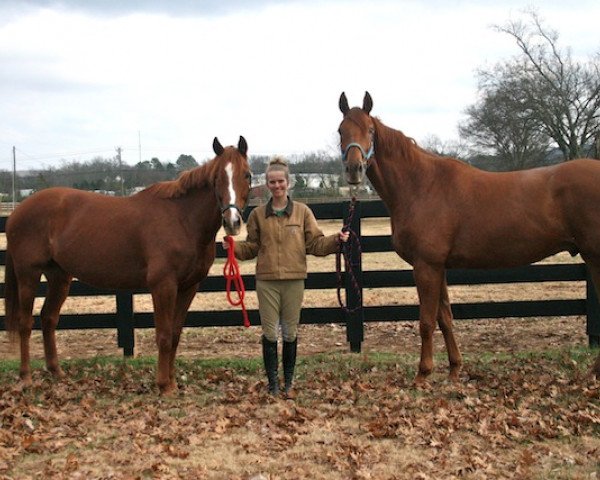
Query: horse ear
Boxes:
[
  {"xmin": 339, "ymin": 92, "xmax": 350, "ymax": 115},
  {"xmin": 363, "ymin": 91, "xmax": 373, "ymax": 115},
  {"xmin": 238, "ymin": 136, "xmax": 248, "ymax": 156},
  {"xmin": 213, "ymin": 137, "xmax": 224, "ymax": 156}
]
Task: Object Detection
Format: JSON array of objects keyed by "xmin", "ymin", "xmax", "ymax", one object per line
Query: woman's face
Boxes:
[{"xmin": 267, "ymin": 170, "xmax": 289, "ymax": 200}]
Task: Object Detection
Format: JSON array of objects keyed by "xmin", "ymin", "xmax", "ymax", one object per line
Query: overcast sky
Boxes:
[{"xmin": 1, "ymin": 0, "xmax": 599, "ymax": 170}]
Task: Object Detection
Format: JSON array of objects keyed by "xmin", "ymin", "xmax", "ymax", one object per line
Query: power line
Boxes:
[{"xmin": 14, "ymin": 146, "xmax": 120, "ymax": 161}]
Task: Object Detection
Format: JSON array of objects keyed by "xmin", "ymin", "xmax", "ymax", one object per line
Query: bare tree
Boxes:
[
  {"xmin": 460, "ymin": 60, "xmax": 552, "ymax": 170},
  {"xmin": 421, "ymin": 134, "xmax": 470, "ymax": 160},
  {"xmin": 495, "ymin": 10, "xmax": 600, "ymax": 160}
]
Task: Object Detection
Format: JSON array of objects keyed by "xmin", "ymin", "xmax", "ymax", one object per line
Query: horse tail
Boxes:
[{"xmin": 4, "ymin": 250, "xmax": 20, "ymax": 343}]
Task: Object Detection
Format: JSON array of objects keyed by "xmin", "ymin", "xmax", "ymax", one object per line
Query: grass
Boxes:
[{"xmin": 0, "ymin": 346, "xmax": 595, "ymax": 384}]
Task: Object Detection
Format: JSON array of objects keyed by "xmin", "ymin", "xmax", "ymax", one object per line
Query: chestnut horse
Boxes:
[
  {"xmin": 4, "ymin": 136, "xmax": 252, "ymax": 394},
  {"xmin": 338, "ymin": 91, "xmax": 600, "ymax": 383}
]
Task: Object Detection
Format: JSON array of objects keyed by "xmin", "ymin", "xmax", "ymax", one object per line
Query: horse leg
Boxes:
[
  {"xmin": 40, "ymin": 268, "xmax": 72, "ymax": 378},
  {"xmin": 413, "ymin": 262, "xmax": 444, "ymax": 385},
  {"xmin": 150, "ymin": 279, "xmax": 178, "ymax": 395},
  {"xmin": 167, "ymin": 284, "xmax": 198, "ymax": 389},
  {"xmin": 16, "ymin": 269, "xmax": 42, "ymax": 385},
  {"xmin": 437, "ymin": 279, "xmax": 462, "ymax": 382},
  {"xmin": 582, "ymin": 260, "xmax": 600, "ymax": 378}
]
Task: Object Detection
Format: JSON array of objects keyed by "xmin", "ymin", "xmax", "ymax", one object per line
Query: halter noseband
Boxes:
[
  {"xmin": 221, "ymin": 204, "xmax": 244, "ymax": 216},
  {"xmin": 341, "ymin": 140, "xmax": 375, "ymax": 169}
]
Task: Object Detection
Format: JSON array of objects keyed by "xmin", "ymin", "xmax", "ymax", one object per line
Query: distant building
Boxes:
[
  {"xmin": 252, "ymin": 173, "xmax": 340, "ymax": 189},
  {"xmin": 19, "ymin": 189, "xmax": 34, "ymax": 198}
]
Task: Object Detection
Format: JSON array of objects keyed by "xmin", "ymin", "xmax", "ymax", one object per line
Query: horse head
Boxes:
[
  {"xmin": 212, "ymin": 136, "xmax": 252, "ymax": 236},
  {"xmin": 338, "ymin": 91, "xmax": 375, "ymax": 185}
]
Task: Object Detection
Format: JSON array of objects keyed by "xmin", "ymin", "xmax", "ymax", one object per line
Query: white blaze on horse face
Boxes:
[{"xmin": 225, "ymin": 162, "xmax": 240, "ymax": 224}]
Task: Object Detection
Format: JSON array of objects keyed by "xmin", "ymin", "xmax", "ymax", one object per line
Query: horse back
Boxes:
[
  {"xmin": 6, "ymin": 188, "xmax": 84, "ymax": 259},
  {"xmin": 389, "ymin": 158, "xmax": 600, "ymax": 268},
  {"xmin": 449, "ymin": 159, "xmax": 600, "ymax": 266},
  {"xmin": 8, "ymin": 187, "xmax": 130, "ymax": 241},
  {"xmin": 7, "ymin": 187, "xmax": 220, "ymax": 289},
  {"xmin": 7, "ymin": 188, "xmax": 149, "ymax": 287}
]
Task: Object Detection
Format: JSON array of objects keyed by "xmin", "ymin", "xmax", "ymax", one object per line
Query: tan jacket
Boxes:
[{"xmin": 234, "ymin": 199, "xmax": 339, "ymax": 280}]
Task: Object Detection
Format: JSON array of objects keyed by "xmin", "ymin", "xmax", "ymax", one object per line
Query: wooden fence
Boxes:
[{"xmin": 1, "ymin": 200, "xmax": 599, "ymax": 356}]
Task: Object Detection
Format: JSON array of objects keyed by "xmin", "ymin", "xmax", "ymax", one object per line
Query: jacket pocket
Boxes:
[{"xmin": 285, "ymin": 224, "xmax": 301, "ymax": 237}]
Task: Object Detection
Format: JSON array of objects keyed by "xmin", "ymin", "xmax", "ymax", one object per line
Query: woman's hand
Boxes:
[
  {"xmin": 339, "ymin": 231, "xmax": 350, "ymax": 243},
  {"xmin": 222, "ymin": 237, "xmax": 229, "ymax": 250}
]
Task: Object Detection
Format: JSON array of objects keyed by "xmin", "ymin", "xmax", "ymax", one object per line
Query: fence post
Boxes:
[
  {"xmin": 116, "ymin": 290, "xmax": 135, "ymax": 356},
  {"xmin": 586, "ymin": 270, "xmax": 600, "ymax": 348},
  {"xmin": 344, "ymin": 199, "xmax": 364, "ymax": 353}
]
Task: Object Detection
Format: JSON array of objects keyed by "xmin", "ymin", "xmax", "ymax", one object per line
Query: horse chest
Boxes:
[
  {"xmin": 390, "ymin": 230, "xmax": 417, "ymax": 265},
  {"xmin": 188, "ymin": 244, "xmax": 216, "ymax": 279},
  {"xmin": 391, "ymin": 223, "xmax": 451, "ymax": 266}
]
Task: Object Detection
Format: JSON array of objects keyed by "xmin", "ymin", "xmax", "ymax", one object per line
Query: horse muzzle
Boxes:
[
  {"xmin": 345, "ymin": 162, "xmax": 366, "ymax": 185},
  {"xmin": 342, "ymin": 142, "xmax": 374, "ymax": 186},
  {"xmin": 221, "ymin": 205, "xmax": 243, "ymax": 236}
]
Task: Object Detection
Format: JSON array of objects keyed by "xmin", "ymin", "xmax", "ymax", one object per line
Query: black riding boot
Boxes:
[
  {"xmin": 282, "ymin": 338, "xmax": 298, "ymax": 396},
  {"xmin": 262, "ymin": 336, "xmax": 279, "ymax": 395}
]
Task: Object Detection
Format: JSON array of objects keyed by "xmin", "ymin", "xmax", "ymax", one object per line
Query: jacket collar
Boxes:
[{"xmin": 266, "ymin": 196, "xmax": 293, "ymax": 217}]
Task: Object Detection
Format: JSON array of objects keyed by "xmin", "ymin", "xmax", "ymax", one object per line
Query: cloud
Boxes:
[
  {"xmin": 1, "ymin": 0, "xmax": 599, "ymax": 169},
  {"xmin": 1, "ymin": 0, "xmax": 289, "ymax": 18}
]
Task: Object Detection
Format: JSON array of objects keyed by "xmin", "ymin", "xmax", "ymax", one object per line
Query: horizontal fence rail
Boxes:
[{"xmin": 0, "ymin": 200, "xmax": 599, "ymax": 356}]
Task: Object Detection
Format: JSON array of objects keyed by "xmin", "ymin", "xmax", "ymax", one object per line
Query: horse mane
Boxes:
[
  {"xmin": 372, "ymin": 116, "xmax": 467, "ymax": 169},
  {"xmin": 142, "ymin": 156, "xmax": 221, "ymax": 199},
  {"xmin": 372, "ymin": 117, "xmax": 433, "ymax": 163}
]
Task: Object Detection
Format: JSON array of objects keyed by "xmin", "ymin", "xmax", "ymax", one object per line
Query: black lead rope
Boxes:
[{"xmin": 336, "ymin": 196, "xmax": 363, "ymax": 313}]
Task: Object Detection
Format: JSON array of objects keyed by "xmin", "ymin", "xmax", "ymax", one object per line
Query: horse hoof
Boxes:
[
  {"xmin": 20, "ymin": 375, "xmax": 33, "ymax": 387},
  {"xmin": 413, "ymin": 374, "xmax": 430, "ymax": 388},
  {"xmin": 159, "ymin": 383, "xmax": 178, "ymax": 397},
  {"xmin": 48, "ymin": 367, "xmax": 65, "ymax": 378}
]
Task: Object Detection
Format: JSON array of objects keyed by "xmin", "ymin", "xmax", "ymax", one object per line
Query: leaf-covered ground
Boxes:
[{"xmin": 1, "ymin": 345, "xmax": 599, "ymax": 479}]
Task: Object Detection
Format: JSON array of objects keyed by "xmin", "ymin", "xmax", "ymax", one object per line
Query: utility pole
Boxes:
[
  {"xmin": 116, "ymin": 146, "xmax": 124, "ymax": 196},
  {"xmin": 138, "ymin": 131, "xmax": 142, "ymax": 164},
  {"xmin": 12, "ymin": 146, "xmax": 16, "ymax": 211}
]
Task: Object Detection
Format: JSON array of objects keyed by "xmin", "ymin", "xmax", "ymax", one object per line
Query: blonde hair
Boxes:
[{"xmin": 265, "ymin": 155, "xmax": 290, "ymax": 182}]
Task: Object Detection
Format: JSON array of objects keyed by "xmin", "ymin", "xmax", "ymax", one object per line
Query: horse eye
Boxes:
[{"xmin": 245, "ymin": 172, "xmax": 252, "ymax": 182}]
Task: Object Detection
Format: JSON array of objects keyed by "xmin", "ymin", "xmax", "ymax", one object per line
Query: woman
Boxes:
[{"xmin": 224, "ymin": 156, "xmax": 349, "ymax": 397}]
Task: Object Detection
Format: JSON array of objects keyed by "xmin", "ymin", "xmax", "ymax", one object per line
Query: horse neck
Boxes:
[
  {"xmin": 173, "ymin": 186, "xmax": 222, "ymax": 244},
  {"xmin": 145, "ymin": 162, "xmax": 223, "ymax": 241},
  {"xmin": 368, "ymin": 120, "xmax": 433, "ymax": 209}
]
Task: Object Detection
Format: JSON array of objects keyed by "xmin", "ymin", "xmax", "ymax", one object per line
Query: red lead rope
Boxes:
[{"xmin": 223, "ymin": 235, "xmax": 250, "ymax": 328}]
